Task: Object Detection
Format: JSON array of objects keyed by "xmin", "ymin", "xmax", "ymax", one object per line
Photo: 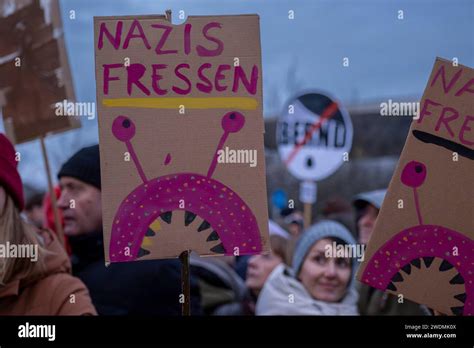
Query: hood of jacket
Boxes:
[{"xmin": 256, "ymin": 264, "xmax": 359, "ymax": 316}]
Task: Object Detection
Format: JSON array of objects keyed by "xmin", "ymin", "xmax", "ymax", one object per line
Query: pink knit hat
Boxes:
[{"xmin": 0, "ymin": 134, "xmax": 24, "ymax": 210}]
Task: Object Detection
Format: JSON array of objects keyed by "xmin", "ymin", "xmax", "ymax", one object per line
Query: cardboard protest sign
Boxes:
[
  {"xmin": 0, "ymin": 0, "xmax": 79, "ymax": 144},
  {"xmin": 94, "ymin": 14, "xmax": 270, "ymax": 263},
  {"xmin": 357, "ymin": 58, "xmax": 474, "ymax": 316}
]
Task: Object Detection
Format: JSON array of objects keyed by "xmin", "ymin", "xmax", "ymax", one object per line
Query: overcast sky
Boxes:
[{"xmin": 10, "ymin": 0, "xmax": 474, "ymax": 190}]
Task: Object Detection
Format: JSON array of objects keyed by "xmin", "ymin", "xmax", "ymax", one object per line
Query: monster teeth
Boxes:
[
  {"xmin": 449, "ymin": 273, "xmax": 465, "ymax": 285},
  {"xmin": 160, "ymin": 211, "xmax": 172, "ymax": 224},
  {"xmin": 439, "ymin": 260, "xmax": 454, "ymax": 272},
  {"xmin": 423, "ymin": 256, "xmax": 434, "ymax": 268},
  {"xmin": 454, "ymin": 293, "xmax": 466, "ymax": 303},
  {"xmin": 450, "ymin": 306, "xmax": 464, "ymax": 316},
  {"xmin": 145, "ymin": 228, "xmax": 155, "ymax": 236},
  {"xmin": 184, "ymin": 211, "xmax": 197, "ymax": 226},
  {"xmin": 391, "ymin": 272, "xmax": 404, "ymax": 283},
  {"xmin": 197, "ymin": 220, "xmax": 211, "ymax": 232},
  {"xmin": 386, "ymin": 282, "xmax": 397, "ymax": 291},
  {"xmin": 138, "ymin": 247, "xmax": 151, "ymax": 258},
  {"xmin": 206, "ymin": 231, "xmax": 220, "ymax": 242},
  {"xmin": 210, "ymin": 243, "xmax": 225, "ymax": 254},
  {"xmin": 401, "ymin": 264, "xmax": 411, "ymax": 275},
  {"xmin": 410, "ymin": 258, "xmax": 421, "ymax": 269}
]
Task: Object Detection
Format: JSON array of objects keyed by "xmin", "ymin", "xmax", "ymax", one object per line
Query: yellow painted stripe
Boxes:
[
  {"xmin": 141, "ymin": 236, "xmax": 153, "ymax": 247},
  {"xmin": 102, "ymin": 97, "xmax": 258, "ymax": 110},
  {"xmin": 149, "ymin": 219, "xmax": 161, "ymax": 232}
]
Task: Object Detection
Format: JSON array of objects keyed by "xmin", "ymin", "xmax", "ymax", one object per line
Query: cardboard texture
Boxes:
[
  {"xmin": 357, "ymin": 58, "xmax": 474, "ymax": 316},
  {"xmin": 0, "ymin": 0, "xmax": 79, "ymax": 144},
  {"xmin": 94, "ymin": 14, "xmax": 270, "ymax": 263}
]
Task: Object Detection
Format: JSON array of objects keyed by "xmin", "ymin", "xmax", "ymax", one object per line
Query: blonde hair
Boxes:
[
  {"xmin": 269, "ymin": 235, "xmax": 293, "ymax": 265},
  {"xmin": 0, "ymin": 194, "xmax": 47, "ymax": 286}
]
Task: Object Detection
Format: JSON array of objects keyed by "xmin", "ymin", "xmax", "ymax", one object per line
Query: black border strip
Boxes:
[{"xmin": 0, "ymin": 316, "xmax": 473, "ymax": 345}]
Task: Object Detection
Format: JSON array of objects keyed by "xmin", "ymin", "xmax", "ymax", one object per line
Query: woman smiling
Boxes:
[{"xmin": 256, "ymin": 220, "xmax": 359, "ymax": 315}]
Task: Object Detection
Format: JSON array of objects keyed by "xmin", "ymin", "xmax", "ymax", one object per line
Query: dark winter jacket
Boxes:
[
  {"xmin": 69, "ymin": 231, "xmax": 202, "ymax": 315},
  {"xmin": 357, "ymin": 283, "xmax": 427, "ymax": 315}
]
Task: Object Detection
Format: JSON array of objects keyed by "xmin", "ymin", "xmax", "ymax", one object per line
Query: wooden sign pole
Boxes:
[
  {"xmin": 300, "ymin": 180, "xmax": 317, "ymax": 230},
  {"xmin": 179, "ymin": 250, "xmax": 191, "ymax": 316},
  {"xmin": 303, "ymin": 203, "xmax": 312, "ymax": 230},
  {"xmin": 39, "ymin": 135, "xmax": 65, "ymax": 246}
]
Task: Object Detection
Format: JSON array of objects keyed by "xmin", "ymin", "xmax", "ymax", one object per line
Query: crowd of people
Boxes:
[{"xmin": 0, "ymin": 135, "xmax": 430, "ymax": 316}]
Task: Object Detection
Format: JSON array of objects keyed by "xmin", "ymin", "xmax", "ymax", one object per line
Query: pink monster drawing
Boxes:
[
  {"xmin": 109, "ymin": 111, "xmax": 262, "ymax": 263},
  {"xmin": 361, "ymin": 160, "xmax": 474, "ymax": 316}
]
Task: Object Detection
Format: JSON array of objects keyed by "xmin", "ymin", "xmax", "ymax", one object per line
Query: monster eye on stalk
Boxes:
[
  {"xmin": 401, "ymin": 161, "xmax": 426, "ymax": 188},
  {"xmin": 221, "ymin": 111, "xmax": 245, "ymax": 133},
  {"xmin": 112, "ymin": 115, "xmax": 135, "ymax": 142}
]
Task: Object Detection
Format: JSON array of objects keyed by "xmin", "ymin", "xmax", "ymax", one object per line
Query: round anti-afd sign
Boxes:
[{"xmin": 277, "ymin": 92, "xmax": 353, "ymax": 181}]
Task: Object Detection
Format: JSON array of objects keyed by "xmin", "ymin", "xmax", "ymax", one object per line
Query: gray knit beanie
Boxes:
[{"xmin": 292, "ymin": 220, "xmax": 357, "ymax": 276}]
